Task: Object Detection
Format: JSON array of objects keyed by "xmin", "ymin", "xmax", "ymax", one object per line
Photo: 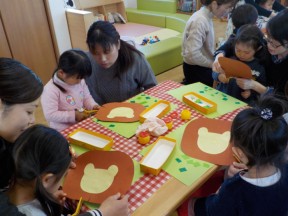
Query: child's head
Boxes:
[
  {"xmin": 231, "ymin": 95, "xmax": 288, "ymax": 169},
  {"xmin": 54, "ymin": 49, "xmax": 92, "ymax": 88},
  {"xmin": 231, "ymin": 4, "xmax": 258, "ymax": 30},
  {"xmin": 256, "ymin": 0, "xmax": 275, "ymax": 11},
  {"xmin": 234, "ymin": 24, "xmax": 265, "ymax": 62},
  {"xmin": 201, "ymin": 0, "xmax": 237, "ymax": 18},
  {"xmin": 12, "ymin": 124, "xmax": 72, "ymax": 215}
]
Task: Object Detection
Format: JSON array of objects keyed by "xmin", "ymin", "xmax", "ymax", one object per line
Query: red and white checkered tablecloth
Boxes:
[{"xmin": 61, "ymin": 80, "xmax": 246, "ymax": 213}]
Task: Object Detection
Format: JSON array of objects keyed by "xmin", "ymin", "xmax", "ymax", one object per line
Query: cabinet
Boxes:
[
  {"xmin": 66, "ymin": 0, "xmax": 126, "ymax": 50},
  {"xmin": 0, "ymin": 0, "xmax": 57, "ymax": 84}
]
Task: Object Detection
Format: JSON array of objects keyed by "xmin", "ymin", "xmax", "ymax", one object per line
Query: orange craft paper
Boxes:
[
  {"xmin": 181, "ymin": 118, "xmax": 234, "ymax": 165},
  {"xmin": 62, "ymin": 150, "xmax": 134, "ymax": 203},
  {"xmin": 95, "ymin": 102, "xmax": 145, "ymax": 122},
  {"xmin": 218, "ymin": 57, "xmax": 252, "ymax": 79}
]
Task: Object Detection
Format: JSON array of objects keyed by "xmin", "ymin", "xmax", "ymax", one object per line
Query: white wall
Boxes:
[{"xmin": 124, "ymin": 0, "xmax": 137, "ymax": 8}]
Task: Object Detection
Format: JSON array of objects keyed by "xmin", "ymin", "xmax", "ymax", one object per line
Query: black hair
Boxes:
[
  {"xmin": 0, "ymin": 58, "xmax": 43, "ymax": 105},
  {"xmin": 231, "ymin": 4, "xmax": 258, "ymax": 29},
  {"xmin": 266, "ymin": 9, "xmax": 288, "ymax": 47},
  {"xmin": 231, "ymin": 95, "xmax": 288, "ymax": 170},
  {"xmin": 201, "ymin": 0, "xmax": 237, "ymax": 6},
  {"xmin": 53, "ymin": 49, "xmax": 92, "ymax": 93},
  {"xmin": 86, "ymin": 20, "xmax": 143, "ymax": 78},
  {"xmin": 12, "ymin": 125, "xmax": 72, "ymax": 216},
  {"xmin": 234, "ymin": 24, "xmax": 268, "ymax": 62}
]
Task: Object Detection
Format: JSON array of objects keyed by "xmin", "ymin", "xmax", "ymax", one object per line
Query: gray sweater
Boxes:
[{"xmin": 85, "ymin": 52, "xmax": 157, "ymax": 105}]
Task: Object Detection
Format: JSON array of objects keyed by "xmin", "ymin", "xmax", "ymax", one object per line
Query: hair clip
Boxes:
[{"xmin": 260, "ymin": 108, "xmax": 273, "ymax": 120}]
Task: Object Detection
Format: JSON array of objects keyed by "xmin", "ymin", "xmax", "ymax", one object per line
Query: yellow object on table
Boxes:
[
  {"xmin": 138, "ymin": 131, "xmax": 151, "ymax": 145},
  {"xmin": 181, "ymin": 109, "xmax": 191, "ymax": 120}
]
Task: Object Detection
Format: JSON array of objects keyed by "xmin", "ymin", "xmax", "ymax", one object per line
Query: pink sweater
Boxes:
[{"xmin": 41, "ymin": 75, "xmax": 98, "ymax": 131}]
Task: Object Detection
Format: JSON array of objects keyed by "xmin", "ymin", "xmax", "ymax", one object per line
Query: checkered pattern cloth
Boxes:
[{"xmin": 61, "ymin": 80, "xmax": 246, "ymax": 213}]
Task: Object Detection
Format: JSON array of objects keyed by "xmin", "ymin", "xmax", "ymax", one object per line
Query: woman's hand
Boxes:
[
  {"xmin": 99, "ymin": 193, "xmax": 129, "ymax": 216},
  {"xmin": 236, "ymin": 78, "xmax": 255, "ymax": 90},
  {"xmin": 218, "ymin": 73, "xmax": 228, "ymax": 83}
]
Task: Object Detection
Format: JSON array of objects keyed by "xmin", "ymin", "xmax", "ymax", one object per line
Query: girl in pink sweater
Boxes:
[{"xmin": 41, "ymin": 49, "xmax": 99, "ymax": 131}]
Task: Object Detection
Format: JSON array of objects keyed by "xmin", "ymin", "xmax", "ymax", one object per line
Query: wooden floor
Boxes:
[{"xmin": 35, "ymin": 19, "xmax": 227, "ymax": 126}]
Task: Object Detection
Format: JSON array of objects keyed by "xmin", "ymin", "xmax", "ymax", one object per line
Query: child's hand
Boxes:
[
  {"xmin": 93, "ymin": 104, "xmax": 100, "ymax": 111},
  {"xmin": 218, "ymin": 73, "xmax": 228, "ymax": 83},
  {"xmin": 225, "ymin": 162, "xmax": 248, "ymax": 179},
  {"xmin": 241, "ymin": 90, "xmax": 251, "ymax": 99},
  {"xmin": 75, "ymin": 110, "xmax": 87, "ymax": 122},
  {"xmin": 212, "ymin": 53, "xmax": 225, "ymax": 74},
  {"xmin": 99, "ymin": 193, "xmax": 129, "ymax": 216}
]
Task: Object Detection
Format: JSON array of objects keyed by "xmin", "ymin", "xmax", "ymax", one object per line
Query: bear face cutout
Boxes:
[
  {"xmin": 95, "ymin": 102, "xmax": 145, "ymax": 122},
  {"xmin": 62, "ymin": 150, "xmax": 134, "ymax": 203},
  {"xmin": 181, "ymin": 118, "xmax": 234, "ymax": 165},
  {"xmin": 197, "ymin": 127, "xmax": 230, "ymax": 155},
  {"xmin": 81, "ymin": 163, "xmax": 119, "ymax": 194}
]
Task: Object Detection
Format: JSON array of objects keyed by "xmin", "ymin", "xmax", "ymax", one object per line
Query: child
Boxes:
[
  {"xmin": 41, "ymin": 49, "xmax": 100, "ymax": 131},
  {"xmin": 256, "ymin": 0, "xmax": 278, "ymax": 29},
  {"xmin": 212, "ymin": 24, "xmax": 267, "ymax": 105},
  {"xmin": 7, "ymin": 125, "xmax": 72, "ymax": 216},
  {"xmin": 189, "ymin": 95, "xmax": 288, "ymax": 215},
  {"xmin": 181, "ymin": 0, "xmax": 236, "ymax": 86}
]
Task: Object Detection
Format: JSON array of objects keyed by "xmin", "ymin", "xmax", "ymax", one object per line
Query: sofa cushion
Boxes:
[
  {"xmin": 165, "ymin": 14, "xmax": 190, "ymax": 33},
  {"xmin": 137, "ymin": 0, "xmax": 177, "ymax": 13}
]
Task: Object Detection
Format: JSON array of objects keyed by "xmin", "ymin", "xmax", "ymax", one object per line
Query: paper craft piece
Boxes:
[
  {"xmin": 68, "ymin": 128, "xmax": 113, "ymax": 151},
  {"xmin": 95, "ymin": 102, "xmax": 145, "ymax": 122},
  {"xmin": 167, "ymin": 82, "xmax": 246, "ymax": 118},
  {"xmin": 183, "ymin": 92, "xmax": 217, "ymax": 114},
  {"xmin": 63, "ymin": 150, "xmax": 134, "ymax": 204},
  {"xmin": 139, "ymin": 100, "xmax": 171, "ymax": 123},
  {"xmin": 218, "ymin": 57, "xmax": 252, "ymax": 79},
  {"xmin": 140, "ymin": 136, "xmax": 176, "ymax": 175},
  {"xmin": 181, "ymin": 118, "xmax": 234, "ymax": 165}
]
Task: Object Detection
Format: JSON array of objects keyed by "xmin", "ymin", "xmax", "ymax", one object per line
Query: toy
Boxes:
[
  {"xmin": 138, "ymin": 131, "xmax": 150, "ymax": 144},
  {"xmin": 169, "ymin": 111, "xmax": 179, "ymax": 119},
  {"xmin": 181, "ymin": 109, "xmax": 191, "ymax": 120},
  {"xmin": 163, "ymin": 117, "xmax": 173, "ymax": 130},
  {"xmin": 140, "ymin": 36, "xmax": 160, "ymax": 46}
]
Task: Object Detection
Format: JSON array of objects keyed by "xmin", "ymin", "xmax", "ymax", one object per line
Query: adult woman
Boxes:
[
  {"xmin": 85, "ymin": 21, "xmax": 157, "ymax": 105},
  {"xmin": 0, "ymin": 58, "xmax": 129, "ymax": 216},
  {"xmin": 214, "ymin": 9, "xmax": 288, "ymax": 97}
]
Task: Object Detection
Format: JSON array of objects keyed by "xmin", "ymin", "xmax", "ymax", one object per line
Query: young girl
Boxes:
[
  {"xmin": 181, "ymin": 0, "xmax": 236, "ymax": 86},
  {"xmin": 7, "ymin": 125, "xmax": 72, "ymax": 216},
  {"xmin": 213, "ymin": 24, "xmax": 267, "ymax": 104},
  {"xmin": 41, "ymin": 49, "xmax": 100, "ymax": 132},
  {"xmin": 189, "ymin": 95, "xmax": 288, "ymax": 215}
]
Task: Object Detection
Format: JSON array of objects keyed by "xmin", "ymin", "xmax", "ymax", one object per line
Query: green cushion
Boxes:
[
  {"xmin": 137, "ymin": 0, "xmax": 177, "ymax": 13},
  {"xmin": 165, "ymin": 14, "xmax": 190, "ymax": 33},
  {"xmin": 138, "ymin": 37, "xmax": 183, "ymax": 75},
  {"xmin": 126, "ymin": 9, "xmax": 166, "ymax": 27}
]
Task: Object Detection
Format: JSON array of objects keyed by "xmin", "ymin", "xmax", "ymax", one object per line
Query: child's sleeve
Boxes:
[{"xmin": 212, "ymin": 71, "xmax": 220, "ymax": 81}]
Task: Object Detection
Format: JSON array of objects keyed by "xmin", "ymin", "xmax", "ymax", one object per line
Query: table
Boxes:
[{"xmin": 61, "ymin": 80, "xmax": 244, "ymax": 215}]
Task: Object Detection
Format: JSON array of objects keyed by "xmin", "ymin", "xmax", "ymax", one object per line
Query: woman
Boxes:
[
  {"xmin": 0, "ymin": 58, "xmax": 129, "ymax": 216},
  {"xmin": 85, "ymin": 21, "xmax": 157, "ymax": 105},
  {"xmin": 214, "ymin": 9, "xmax": 288, "ymax": 97}
]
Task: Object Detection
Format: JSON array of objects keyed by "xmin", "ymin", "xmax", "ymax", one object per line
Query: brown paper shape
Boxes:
[
  {"xmin": 95, "ymin": 102, "xmax": 145, "ymax": 122},
  {"xmin": 62, "ymin": 150, "xmax": 134, "ymax": 203},
  {"xmin": 181, "ymin": 118, "xmax": 234, "ymax": 165},
  {"xmin": 218, "ymin": 57, "xmax": 252, "ymax": 79}
]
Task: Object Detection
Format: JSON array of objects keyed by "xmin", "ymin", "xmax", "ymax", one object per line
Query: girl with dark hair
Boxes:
[
  {"xmin": 215, "ymin": 9, "xmax": 288, "ymax": 97},
  {"xmin": 212, "ymin": 24, "xmax": 267, "ymax": 104},
  {"xmin": 85, "ymin": 20, "xmax": 157, "ymax": 105},
  {"xmin": 7, "ymin": 125, "xmax": 72, "ymax": 216},
  {"xmin": 187, "ymin": 95, "xmax": 288, "ymax": 215},
  {"xmin": 41, "ymin": 49, "xmax": 100, "ymax": 131}
]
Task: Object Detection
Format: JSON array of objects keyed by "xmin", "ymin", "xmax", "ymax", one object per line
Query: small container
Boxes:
[
  {"xmin": 139, "ymin": 100, "xmax": 171, "ymax": 123},
  {"xmin": 163, "ymin": 117, "xmax": 173, "ymax": 130},
  {"xmin": 181, "ymin": 109, "xmax": 191, "ymax": 120},
  {"xmin": 138, "ymin": 131, "xmax": 150, "ymax": 145}
]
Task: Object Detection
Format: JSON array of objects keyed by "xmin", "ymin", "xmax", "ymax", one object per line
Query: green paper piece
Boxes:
[
  {"xmin": 93, "ymin": 94, "xmax": 177, "ymax": 138},
  {"xmin": 179, "ymin": 167, "xmax": 187, "ymax": 172},
  {"xmin": 176, "ymin": 158, "xmax": 182, "ymax": 163},
  {"xmin": 140, "ymin": 121, "xmax": 214, "ymax": 186},
  {"xmin": 167, "ymin": 82, "xmax": 246, "ymax": 118}
]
